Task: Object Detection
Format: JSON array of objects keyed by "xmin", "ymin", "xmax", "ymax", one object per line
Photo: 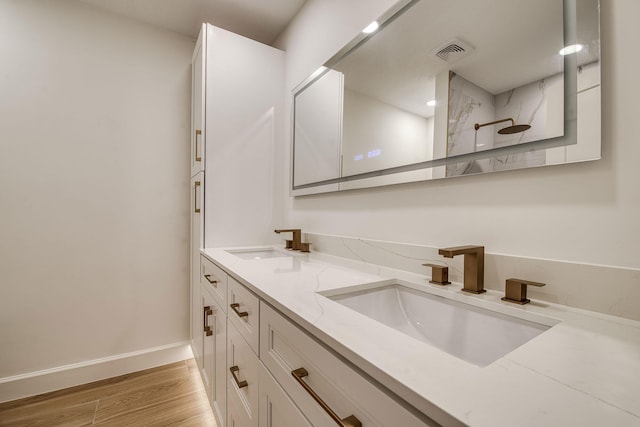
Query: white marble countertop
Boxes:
[{"xmin": 202, "ymin": 246, "xmax": 640, "ymax": 427}]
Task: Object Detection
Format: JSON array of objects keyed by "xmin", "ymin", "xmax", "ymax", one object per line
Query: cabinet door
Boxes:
[
  {"xmin": 227, "ymin": 322, "xmax": 259, "ymax": 427},
  {"xmin": 228, "ymin": 383, "xmax": 252, "ymax": 427},
  {"xmin": 190, "ymin": 173, "xmax": 204, "ymax": 369},
  {"xmin": 259, "ymin": 363, "xmax": 311, "ymax": 427},
  {"xmin": 202, "ymin": 286, "xmax": 227, "ymax": 427},
  {"xmin": 203, "ymin": 24, "xmax": 284, "ymax": 247},
  {"xmin": 191, "ymin": 279, "xmax": 202, "ymax": 370},
  {"xmin": 191, "ymin": 23, "xmax": 206, "ymax": 177}
]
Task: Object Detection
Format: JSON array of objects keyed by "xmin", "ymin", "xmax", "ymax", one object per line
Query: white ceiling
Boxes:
[
  {"xmin": 77, "ymin": 0, "xmax": 307, "ymax": 44},
  {"xmin": 334, "ymin": 0, "xmax": 599, "ymax": 118}
]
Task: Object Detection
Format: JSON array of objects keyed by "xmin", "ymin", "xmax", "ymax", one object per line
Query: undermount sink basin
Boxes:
[
  {"xmin": 226, "ymin": 248, "xmax": 293, "ymax": 260},
  {"xmin": 324, "ymin": 282, "xmax": 556, "ymax": 366}
]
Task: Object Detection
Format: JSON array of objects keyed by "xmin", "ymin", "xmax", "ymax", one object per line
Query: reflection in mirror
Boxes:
[
  {"xmin": 291, "ymin": 0, "xmax": 600, "ymax": 194},
  {"xmin": 293, "ymin": 69, "xmax": 343, "ymax": 186}
]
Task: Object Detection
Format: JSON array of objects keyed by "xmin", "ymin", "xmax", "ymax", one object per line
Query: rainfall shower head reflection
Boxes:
[{"xmin": 474, "ymin": 118, "xmax": 531, "ymax": 135}]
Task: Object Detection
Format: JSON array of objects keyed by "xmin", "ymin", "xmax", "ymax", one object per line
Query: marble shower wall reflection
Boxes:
[
  {"xmin": 446, "ymin": 71, "xmax": 564, "ymax": 176},
  {"xmin": 447, "ymin": 73, "xmax": 495, "ymax": 176}
]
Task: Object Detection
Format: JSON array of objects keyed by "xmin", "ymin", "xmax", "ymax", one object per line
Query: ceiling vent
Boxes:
[{"xmin": 431, "ymin": 38, "xmax": 474, "ymax": 63}]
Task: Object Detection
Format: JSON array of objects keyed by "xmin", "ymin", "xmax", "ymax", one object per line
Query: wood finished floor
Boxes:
[{"xmin": 0, "ymin": 359, "xmax": 217, "ymax": 427}]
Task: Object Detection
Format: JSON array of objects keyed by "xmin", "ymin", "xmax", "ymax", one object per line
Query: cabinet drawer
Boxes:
[
  {"xmin": 259, "ymin": 362, "xmax": 312, "ymax": 427},
  {"xmin": 228, "ymin": 277, "xmax": 260, "ymax": 355},
  {"xmin": 200, "ymin": 255, "xmax": 228, "ymax": 312},
  {"xmin": 260, "ymin": 303, "xmax": 433, "ymax": 427},
  {"xmin": 227, "ymin": 322, "xmax": 259, "ymax": 427}
]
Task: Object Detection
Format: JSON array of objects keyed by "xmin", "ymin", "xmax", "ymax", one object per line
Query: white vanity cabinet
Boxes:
[
  {"xmin": 197, "ymin": 252, "xmax": 437, "ymax": 427},
  {"xmin": 260, "ymin": 303, "xmax": 434, "ymax": 427}
]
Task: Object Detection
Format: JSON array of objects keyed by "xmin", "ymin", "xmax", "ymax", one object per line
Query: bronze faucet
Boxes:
[
  {"xmin": 438, "ymin": 245, "xmax": 485, "ymax": 294},
  {"xmin": 274, "ymin": 229, "xmax": 311, "ymax": 252}
]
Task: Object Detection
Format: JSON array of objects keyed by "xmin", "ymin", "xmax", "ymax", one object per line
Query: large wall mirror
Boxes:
[{"xmin": 291, "ymin": 0, "xmax": 600, "ymax": 195}]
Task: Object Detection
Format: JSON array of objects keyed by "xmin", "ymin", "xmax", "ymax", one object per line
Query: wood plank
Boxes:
[
  {"xmin": 0, "ymin": 400, "xmax": 98, "ymax": 427},
  {"xmin": 179, "ymin": 414, "xmax": 218, "ymax": 427},
  {"xmin": 0, "ymin": 360, "xmax": 216, "ymax": 427},
  {"xmin": 92, "ymin": 372, "xmax": 205, "ymax": 424},
  {"xmin": 0, "ymin": 361, "xmax": 190, "ymax": 421},
  {"xmin": 93, "ymin": 390, "xmax": 213, "ymax": 426},
  {"xmin": 186, "ymin": 358, "xmax": 199, "ymax": 375}
]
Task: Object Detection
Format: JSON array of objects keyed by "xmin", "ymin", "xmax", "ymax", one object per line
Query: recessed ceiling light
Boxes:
[
  {"xmin": 362, "ymin": 21, "xmax": 379, "ymax": 34},
  {"xmin": 559, "ymin": 44, "xmax": 583, "ymax": 56},
  {"xmin": 426, "ymin": 100, "xmax": 437, "ymax": 107}
]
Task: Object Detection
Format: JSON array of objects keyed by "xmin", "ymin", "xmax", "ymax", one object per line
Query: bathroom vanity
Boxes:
[
  {"xmin": 194, "ymin": 246, "xmax": 640, "ymax": 426},
  {"xmin": 187, "ymin": 1, "xmax": 639, "ymax": 425}
]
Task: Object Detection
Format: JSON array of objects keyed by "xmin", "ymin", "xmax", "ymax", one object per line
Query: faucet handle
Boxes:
[
  {"xmin": 299, "ymin": 242, "xmax": 311, "ymax": 253},
  {"xmin": 501, "ymin": 278, "xmax": 546, "ymax": 305},
  {"xmin": 422, "ymin": 263, "xmax": 451, "ymax": 286}
]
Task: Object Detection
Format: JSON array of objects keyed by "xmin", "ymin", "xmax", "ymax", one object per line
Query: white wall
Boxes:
[
  {"xmin": 276, "ymin": 0, "xmax": 640, "ymax": 270},
  {"xmin": 342, "ymin": 89, "xmax": 433, "ymax": 176},
  {"xmin": 0, "ymin": 0, "xmax": 193, "ymax": 382},
  {"xmin": 293, "ymin": 69, "xmax": 343, "ymax": 186}
]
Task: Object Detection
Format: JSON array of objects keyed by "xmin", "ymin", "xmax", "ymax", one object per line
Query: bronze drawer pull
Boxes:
[
  {"xmin": 195, "ymin": 129, "xmax": 202, "ymax": 162},
  {"xmin": 291, "ymin": 367, "xmax": 362, "ymax": 427},
  {"xmin": 203, "ymin": 306, "xmax": 213, "ymax": 336},
  {"xmin": 203, "ymin": 274, "xmax": 218, "ymax": 286},
  {"xmin": 230, "ymin": 303, "xmax": 248, "ymax": 318},
  {"xmin": 230, "ymin": 365, "xmax": 248, "ymax": 388},
  {"xmin": 193, "ymin": 181, "xmax": 201, "ymax": 213}
]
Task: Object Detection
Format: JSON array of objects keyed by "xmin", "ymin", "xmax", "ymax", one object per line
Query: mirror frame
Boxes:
[{"xmin": 291, "ymin": 0, "xmax": 598, "ymax": 196}]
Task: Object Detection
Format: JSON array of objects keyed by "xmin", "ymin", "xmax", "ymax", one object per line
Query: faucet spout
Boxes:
[
  {"xmin": 438, "ymin": 245, "xmax": 485, "ymax": 294},
  {"xmin": 274, "ymin": 229, "xmax": 302, "ymax": 251}
]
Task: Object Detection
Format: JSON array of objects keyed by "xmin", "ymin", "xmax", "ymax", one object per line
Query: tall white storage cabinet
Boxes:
[
  {"xmin": 190, "ymin": 23, "xmax": 284, "ymax": 427},
  {"xmin": 203, "ymin": 25, "xmax": 284, "ymax": 248},
  {"xmin": 190, "ymin": 24, "xmax": 206, "ymax": 392}
]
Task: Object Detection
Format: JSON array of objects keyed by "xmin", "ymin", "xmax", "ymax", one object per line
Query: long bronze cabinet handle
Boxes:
[
  {"xmin": 230, "ymin": 365, "xmax": 248, "ymax": 388},
  {"xmin": 193, "ymin": 181, "xmax": 201, "ymax": 213},
  {"xmin": 291, "ymin": 367, "xmax": 362, "ymax": 427},
  {"xmin": 230, "ymin": 303, "xmax": 248, "ymax": 318},
  {"xmin": 195, "ymin": 129, "xmax": 202, "ymax": 162}
]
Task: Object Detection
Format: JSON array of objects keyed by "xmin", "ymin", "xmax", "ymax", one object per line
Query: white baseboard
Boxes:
[{"xmin": 0, "ymin": 341, "xmax": 194, "ymax": 404}]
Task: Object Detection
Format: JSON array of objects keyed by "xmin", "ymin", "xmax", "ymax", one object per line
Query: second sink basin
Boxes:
[
  {"xmin": 226, "ymin": 248, "xmax": 293, "ymax": 260},
  {"xmin": 324, "ymin": 282, "xmax": 556, "ymax": 366}
]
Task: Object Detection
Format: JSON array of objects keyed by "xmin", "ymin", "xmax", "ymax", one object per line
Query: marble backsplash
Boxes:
[{"xmin": 305, "ymin": 232, "xmax": 640, "ymax": 321}]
